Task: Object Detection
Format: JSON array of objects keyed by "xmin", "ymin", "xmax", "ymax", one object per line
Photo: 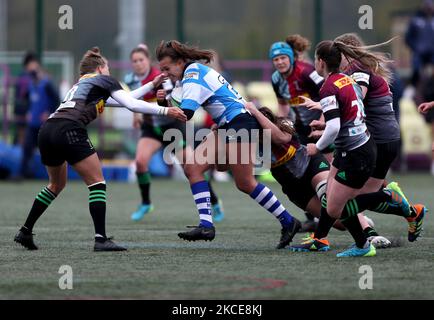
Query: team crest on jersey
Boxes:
[
  {"xmin": 183, "ymin": 72, "xmax": 199, "ymax": 81},
  {"xmin": 333, "ymin": 76, "xmax": 354, "ymax": 89},
  {"xmin": 96, "ymin": 99, "xmax": 105, "ymax": 114}
]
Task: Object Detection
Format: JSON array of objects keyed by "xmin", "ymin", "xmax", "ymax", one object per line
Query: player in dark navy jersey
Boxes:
[{"xmin": 14, "ymin": 47, "xmax": 186, "ymax": 252}]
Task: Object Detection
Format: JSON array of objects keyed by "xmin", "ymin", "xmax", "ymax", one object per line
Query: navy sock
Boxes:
[
  {"xmin": 191, "ymin": 181, "xmax": 213, "ymax": 228},
  {"xmin": 250, "ymin": 183, "xmax": 294, "ymax": 228}
]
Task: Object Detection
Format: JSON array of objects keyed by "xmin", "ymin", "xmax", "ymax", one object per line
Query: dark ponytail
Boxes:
[
  {"xmin": 156, "ymin": 40, "xmax": 214, "ymax": 63},
  {"xmin": 315, "ymin": 40, "xmax": 342, "ymax": 73}
]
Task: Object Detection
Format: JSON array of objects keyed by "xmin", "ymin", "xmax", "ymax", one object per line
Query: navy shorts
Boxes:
[{"xmin": 218, "ymin": 113, "xmax": 261, "ymax": 143}]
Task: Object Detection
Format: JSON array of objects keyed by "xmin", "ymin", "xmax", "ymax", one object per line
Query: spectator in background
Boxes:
[
  {"xmin": 405, "ymin": 0, "xmax": 434, "ymax": 87},
  {"xmin": 19, "ymin": 55, "xmax": 60, "ymax": 178},
  {"xmin": 13, "ymin": 52, "xmax": 36, "ymax": 146}
]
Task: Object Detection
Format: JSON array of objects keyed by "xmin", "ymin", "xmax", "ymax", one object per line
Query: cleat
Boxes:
[
  {"xmin": 385, "ymin": 182, "xmax": 411, "ymax": 217},
  {"xmin": 94, "ymin": 237, "xmax": 127, "ymax": 252},
  {"xmin": 178, "ymin": 225, "xmax": 216, "ymax": 242},
  {"xmin": 14, "ymin": 229, "xmax": 38, "ymax": 250},
  {"xmin": 406, "ymin": 204, "xmax": 427, "ymax": 242},
  {"xmin": 276, "ymin": 218, "xmax": 302, "ymax": 249},
  {"xmin": 336, "ymin": 243, "xmax": 376, "ymax": 257},
  {"xmin": 368, "ymin": 235, "xmax": 391, "ymax": 249},
  {"xmin": 212, "ymin": 200, "xmax": 225, "ymax": 223},
  {"xmin": 289, "ymin": 237, "xmax": 330, "ymax": 252},
  {"xmin": 131, "ymin": 204, "xmax": 154, "ymax": 221},
  {"xmin": 301, "ymin": 232, "xmax": 315, "ymax": 242}
]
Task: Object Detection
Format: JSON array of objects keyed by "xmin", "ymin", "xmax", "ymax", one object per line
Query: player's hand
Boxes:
[
  {"xmin": 310, "ymin": 119, "xmax": 326, "ymax": 130},
  {"xmin": 418, "ymin": 101, "xmax": 434, "ymax": 114},
  {"xmin": 133, "ymin": 113, "xmax": 143, "ymax": 128},
  {"xmin": 210, "ymin": 124, "xmax": 218, "ymax": 131},
  {"xmin": 156, "ymin": 89, "xmax": 168, "ymax": 106},
  {"xmin": 244, "ymin": 101, "xmax": 258, "ymax": 114},
  {"xmin": 167, "ymin": 107, "xmax": 187, "ymax": 122},
  {"xmin": 308, "ymin": 130, "xmax": 323, "ymax": 140},
  {"xmin": 152, "ymin": 74, "xmax": 167, "ymax": 88},
  {"xmin": 306, "ymin": 143, "xmax": 319, "ymax": 156},
  {"xmin": 298, "ymin": 96, "xmax": 321, "ymax": 110}
]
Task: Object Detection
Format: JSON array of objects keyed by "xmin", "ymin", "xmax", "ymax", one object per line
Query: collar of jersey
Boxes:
[
  {"xmin": 79, "ymin": 73, "xmax": 99, "ymax": 81},
  {"xmin": 182, "ymin": 61, "xmax": 197, "ymax": 75}
]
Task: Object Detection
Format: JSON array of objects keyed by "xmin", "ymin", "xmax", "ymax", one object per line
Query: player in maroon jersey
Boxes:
[
  {"xmin": 270, "ymin": 35, "xmax": 324, "ymax": 146},
  {"xmin": 270, "ymin": 35, "xmax": 334, "ymax": 231},
  {"xmin": 290, "ymin": 41, "xmax": 423, "ymax": 257},
  {"xmin": 302, "ymin": 34, "xmax": 427, "ymax": 244},
  {"xmin": 335, "ymin": 34, "xmax": 423, "ymax": 243}
]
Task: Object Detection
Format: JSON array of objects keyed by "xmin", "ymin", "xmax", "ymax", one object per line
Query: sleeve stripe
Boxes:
[
  {"xmin": 351, "ymin": 72, "xmax": 370, "ymax": 86},
  {"xmin": 324, "ymin": 109, "xmax": 340, "ymax": 122},
  {"xmin": 320, "ymin": 95, "xmax": 338, "ymax": 113}
]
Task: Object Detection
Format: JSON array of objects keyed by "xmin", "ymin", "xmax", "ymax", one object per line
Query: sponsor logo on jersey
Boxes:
[
  {"xmin": 351, "ymin": 72, "xmax": 370, "ymax": 85},
  {"xmin": 348, "ymin": 124, "xmax": 367, "ymax": 136},
  {"xmin": 96, "ymin": 99, "xmax": 105, "ymax": 114},
  {"xmin": 333, "ymin": 76, "xmax": 355, "ymax": 89},
  {"xmin": 271, "ymin": 145, "xmax": 297, "ymax": 168},
  {"xmin": 183, "ymin": 71, "xmax": 199, "ymax": 81},
  {"xmin": 320, "ymin": 95, "xmax": 338, "ymax": 112}
]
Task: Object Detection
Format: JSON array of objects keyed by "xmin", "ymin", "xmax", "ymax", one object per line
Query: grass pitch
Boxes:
[{"xmin": 0, "ymin": 173, "xmax": 433, "ymax": 299}]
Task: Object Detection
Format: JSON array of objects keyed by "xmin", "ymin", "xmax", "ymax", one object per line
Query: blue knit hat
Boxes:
[{"xmin": 269, "ymin": 42, "xmax": 294, "ymax": 65}]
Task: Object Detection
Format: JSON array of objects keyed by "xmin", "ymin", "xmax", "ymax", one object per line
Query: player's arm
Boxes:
[
  {"xmin": 245, "ymin": 102, "xmax": 292, "ymax": 144},
  {"xmin": 315, "ymin": 95, "xmax": 340, "ymax": 151},
  {"xmin": 109, "ymin": 90, "xmax": 186, "ymax": 121},
  {"xmin": 106, "ymin": 74, "xmax": 165, "ymax": 106},
  {"xmin": 180, "ymin": 72, "xmax": 213, "ymax": 121}
]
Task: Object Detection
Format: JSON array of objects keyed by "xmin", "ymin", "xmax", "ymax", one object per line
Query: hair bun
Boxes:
[
  {"xmin": 85, "ymin": 47, "xmax": 102, "ymax": 59},
  {"xmin": 90, "ymin": 47, "xmax": 101, "ymax": 54}
]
